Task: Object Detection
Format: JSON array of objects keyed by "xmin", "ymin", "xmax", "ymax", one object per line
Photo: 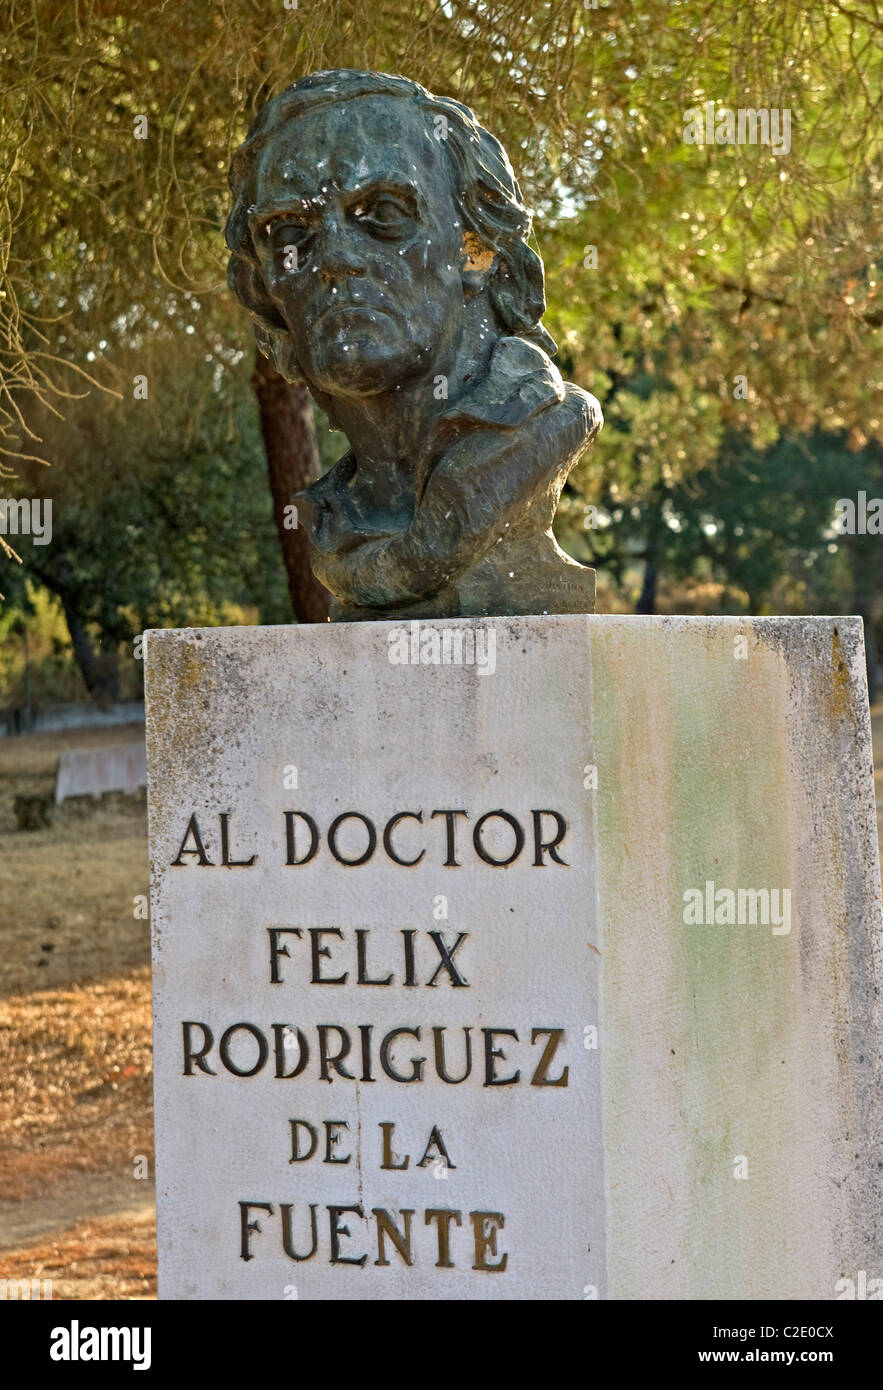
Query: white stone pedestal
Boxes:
[{"xmin": 145, "ymin": 615, "xmax": 882, "ymax": 1300}]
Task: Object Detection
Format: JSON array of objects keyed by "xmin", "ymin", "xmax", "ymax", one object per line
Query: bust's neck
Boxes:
[{"xmin": 312, "ymin": 297, "xmax": 500, "ymax": 515}]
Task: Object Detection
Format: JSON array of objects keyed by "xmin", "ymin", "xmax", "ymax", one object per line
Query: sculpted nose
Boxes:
[{"xmin": 316, "ymin": 216, "xmax": 365, "ymax": 281}]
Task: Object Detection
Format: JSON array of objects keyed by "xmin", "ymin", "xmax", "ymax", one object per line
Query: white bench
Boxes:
[{"xmin": 54, "ymin": 743, "xmax": 146, "ymax": 804}]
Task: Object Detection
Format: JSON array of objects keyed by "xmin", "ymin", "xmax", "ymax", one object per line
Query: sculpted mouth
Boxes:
[{"xmin": 313, "ymin": 302, "xmax": 394, "ymax": 326}]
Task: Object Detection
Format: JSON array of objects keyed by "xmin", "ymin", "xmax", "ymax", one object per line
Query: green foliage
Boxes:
[
  {"xmin": 1, "ymin": 0, "xmax": 880, "ymax": 640},
  {"xmin": 3, "ymin": 1, "xmax": 880, "ymax": 457},
  {"xmin": 1, "ymin": 335, "xmax": 289, "ymax": 648},
  {"xmin": 558, "ymin": 426, "xmax": 883, "ymax": 631},
  {"xmin": 0, "ymin": 584, "xmax": 105, "ymax": 710}
]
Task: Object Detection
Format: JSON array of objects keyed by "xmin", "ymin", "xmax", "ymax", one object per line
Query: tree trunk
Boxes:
[
  {"xmin": 252, "ymin": 351, "xmax": 329, "ymax": 623},
  {"xmin": 39, "ymin": 554, "xmax": 121, "ymax": 706},
  {"xmin": 59, "ymin": 597, "xmax": 120, "ymax": 705},
  {"xmin": 636, "ymin": 554, "xmax": 658, "ymax": 614}
]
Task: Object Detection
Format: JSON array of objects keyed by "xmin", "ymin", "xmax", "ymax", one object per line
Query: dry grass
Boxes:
[
  {"xmin": 0, "ymin": 1212, "xmax": 156, "ymax": 1300},
  {"xmin": 0, "ymin": 724, "xmax": 154, "ymax": 1300},
  {"xmin": 0, "ymin": 723, "xmax": 144, "ymax": 781},
  {"xmin": 0, "ymin": 723, "xmax": 150, "ymax": 997},
  {"xmin": 0, "ymin": 814, "xmax": 149, "ymax": 997},
  {"xmin": 0, "ymin": 973, "xmax": 153, "ymax": 1201}
]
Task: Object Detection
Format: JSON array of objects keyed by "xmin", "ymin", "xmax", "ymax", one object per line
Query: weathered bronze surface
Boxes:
[{"xmin": 227, "ymin": 70, "xmax": 601, "ymax": 620}]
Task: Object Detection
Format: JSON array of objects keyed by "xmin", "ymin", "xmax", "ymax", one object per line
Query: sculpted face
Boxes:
[
  {"xmin": 228, "ymin": 71, "xmax": 602, "ymax": 621},
  {"xmin": 249, "ymin": 96, "xmax": 467, "ymax": 398}
]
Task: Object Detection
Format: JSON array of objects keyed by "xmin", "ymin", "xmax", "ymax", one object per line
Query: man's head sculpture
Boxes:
[{"xmin": 227, "ymin": 69, "xmax": 601, "ymax": 620}]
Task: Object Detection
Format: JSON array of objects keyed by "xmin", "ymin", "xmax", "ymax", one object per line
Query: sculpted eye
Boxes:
[
  {"xmin": 266, "ymin": 218, "xmax": 314, "ymax": 270},
  {"xmin": 351, "ymin": 195, "xmax": 413, "ymax": 236}
]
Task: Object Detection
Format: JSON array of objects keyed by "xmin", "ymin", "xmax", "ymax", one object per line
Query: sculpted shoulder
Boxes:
[
  {"xmin": 558, "ymin": 380, "xmax": 603, "ymax": 459},
  {"xmin": 440, "ymin": 335, "xmax": 601, "ymax": 460}
]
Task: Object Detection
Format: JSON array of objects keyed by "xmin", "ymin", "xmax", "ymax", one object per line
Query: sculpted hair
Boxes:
[{"xmin": 225, "ymin": 68, "xmax": 557, "ymax": 382}]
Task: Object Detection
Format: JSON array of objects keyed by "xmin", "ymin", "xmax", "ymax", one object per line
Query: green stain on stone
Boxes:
[{"xmin": 592, "ymin": 620, "xmax": 797, "ymax": 1297}]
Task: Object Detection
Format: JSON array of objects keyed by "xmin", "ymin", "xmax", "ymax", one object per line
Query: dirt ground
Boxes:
[
  {"xmin": 0, "ymin": 725, "xmax": 154, "ymax": 1299},
  {"xmin": 1, "ymin": 710, "xmax": 882, "ymax": 1301}
]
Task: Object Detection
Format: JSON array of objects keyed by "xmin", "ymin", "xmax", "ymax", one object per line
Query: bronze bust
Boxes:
[{"xmin": 226, "ymin": 70, "xmax": 601, "ymax": 621}]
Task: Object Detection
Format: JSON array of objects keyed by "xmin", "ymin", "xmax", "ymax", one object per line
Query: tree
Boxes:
[
  {"xmin": 252, "ymin": 353, "xmax": 328, "ymax": 624},
  {"xmin": 1, "ymin": 1, "xmax": 880, "ymax": 628},
  {"xmin": 1, "ymin": 332, "xmax": 288, "ymax": 701},
  {"xmin": 557, "ymin": 425, "xmax": 883, "ymax": 693}
]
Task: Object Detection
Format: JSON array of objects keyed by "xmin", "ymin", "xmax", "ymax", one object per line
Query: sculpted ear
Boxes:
[{"xmin": 460, "ymin": 231, "xmax": 497, "ymax": 295}]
